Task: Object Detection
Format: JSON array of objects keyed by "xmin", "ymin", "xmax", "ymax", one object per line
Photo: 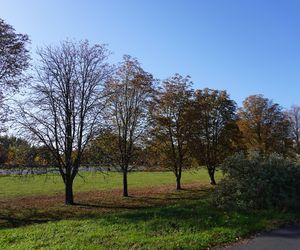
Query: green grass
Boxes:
[
  {"xmin": 1, "ymin": 169, "xmax": 299, "ymax": 249},
  {"xmin": 1, "ymin": 194, "xmax": 299, "ymax": 250},
  {"xmin": 0, "ymin": 169, "xmax": 221, "ymax": 198}
]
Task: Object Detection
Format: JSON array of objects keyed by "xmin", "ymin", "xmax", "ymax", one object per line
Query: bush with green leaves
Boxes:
[{"xmin": 214, "ymin": 152, "xmax": 300, "ymax": 210}]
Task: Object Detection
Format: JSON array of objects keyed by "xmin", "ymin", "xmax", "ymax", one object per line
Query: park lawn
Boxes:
[
  {"xmin": 0, "ymin": 169, "xmax": 221, "ymax": 198},
  {"xmin": 1, "ymin": 186, "xmax": 299, "ymax": 250},
  {"xmin": 1, "ymin": 170, "xmax": 299, "ymax": 249}
]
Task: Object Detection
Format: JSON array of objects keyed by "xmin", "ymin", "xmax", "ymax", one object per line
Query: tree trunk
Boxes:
[
  {"xmin": 208, "ymin": 167, "xmax": 216, "ymax": 185},
  {"xmin": 65, "ymin": 177, "xmax": 74, "ymax": 205},
  {"xmin": 123, "ymin": 170, "xmax": 128, "ymax": 197},
  {"xmin": 176, "ymin": 175, "xmax": 181, "ymax": 190}
]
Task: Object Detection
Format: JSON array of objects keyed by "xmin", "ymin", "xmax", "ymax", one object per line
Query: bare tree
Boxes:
[
  {"xmin": 18, "ymin": 40, "xmax": 111, "ymax": 205},
  {"xmin": 104, "ymin": 55, "xmax": 155, "ymax": 197}
]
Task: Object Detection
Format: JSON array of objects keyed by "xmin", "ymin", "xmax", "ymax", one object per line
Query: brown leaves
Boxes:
[{"xmin": 238, "ymin": 95, "xmax": 292, "ymax": 155}]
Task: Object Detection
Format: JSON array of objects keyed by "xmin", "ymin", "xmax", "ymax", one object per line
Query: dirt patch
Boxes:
[{"xmin": 0, "ymin": 182, "xmax": 210, "ymax": 229}]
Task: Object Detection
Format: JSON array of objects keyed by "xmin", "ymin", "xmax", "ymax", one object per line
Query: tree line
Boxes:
[{"xmin": 1, "ymin": 18, "xmax": 300, "ymax": 205}]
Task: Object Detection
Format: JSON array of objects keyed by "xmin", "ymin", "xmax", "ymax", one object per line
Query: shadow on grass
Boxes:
[
  {"xmin": 0, "ymin": 185, "xmax": 297, "ymax": 237},
  {"xmin": 73, "ymin": 202, "xmax": 149, "ymax": 210},
  {"xmin": 101, "ymin": 202, "xmax": 300, "ymax": 240},
  {"xmin": 0, "ymin": 185, "xmax": 210, "ymax": 229},
  {"xmin": 0, "ymin": 215, "xmax": 55, "ymax": 228}
]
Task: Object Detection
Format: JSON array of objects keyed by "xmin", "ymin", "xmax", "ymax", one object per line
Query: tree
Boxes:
[
  {"xmin": 238, "ymin": 95, "xmax": 292, "ymax": 155},
  {"xmin": 0, "ymin": 135, "xmax": 32, "ymax": 166},
  {"xmin": 150, "ymin": 74, "xmax": 192, "ymax": 190},
  {"xmin": 288, "ymin": 105, "xmax": 300, "ymax": 154},
  {"xmin": 188, "ymin": 88, "xmax": 239, "ymax": 185},
  {"xmin": 104, "ymin": 55, "xmax": 155, "ymax": 197},
  {"xmin": 34, "ymin": 145, "xmax": 56, "ymax": 167},
  {"xmin": 0, "ymin": 18, "xmax": 30, "ymax": 130},
  {"xmin": 83, "ymin": 128, "xmax": 146, "ymax": 172},
  {"xmin": 6, "ymin": 142, "xmax": 37, "ymax": 168},
  {"xmin": 18, "ymin": 40, "xmax": 111, "ymax": 204},
  {"xmin": 0, "ymin": 18, "xmax": 29, "ymax": 88},
  {"xmin": 82, "ymin": 128, "xmax": 119, "ymax": 168}
]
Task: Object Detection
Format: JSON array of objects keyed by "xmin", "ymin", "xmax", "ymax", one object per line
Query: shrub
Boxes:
[{"xmin": 213, "ymin": 152, "xmax": 300, "ymax": 210}]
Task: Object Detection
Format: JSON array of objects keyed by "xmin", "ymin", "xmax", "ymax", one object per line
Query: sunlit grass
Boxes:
[
  {"xmin": 0, "ymin": 190, "xmax": 299, "ymax": 250},
  {"xmin": 1, "ymin": 169, "xmax": 299, "ymax": 249},
  {"xmin": 0, "ymin": 169, "xmax": 221, "ymax": 198}
]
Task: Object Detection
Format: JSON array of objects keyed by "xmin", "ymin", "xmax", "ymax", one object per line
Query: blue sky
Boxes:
[{"xmin": 1, "ymin": 0, "xmax": 300, "ymax": 108}]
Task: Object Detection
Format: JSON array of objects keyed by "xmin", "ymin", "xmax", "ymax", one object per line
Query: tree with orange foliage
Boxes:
[
  {"xmin": 150, "ymin": 74, "xmax": 193, "ymax": 190},
  {"xmin": 187, "ymin": 88, "xmax": 239, "ymax": 185},
  {"xmin": 238, "ymin": 95, "xmax": 292, "ymax": 156}
]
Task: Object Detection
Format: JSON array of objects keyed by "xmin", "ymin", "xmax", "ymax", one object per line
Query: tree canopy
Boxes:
[
  {"xmin": 238, "ymin": 95, "xmax": 292, "ymax": 156},
  {"xmin": 0, "ymin": 18, "xmax": 30, "ymax": 89}
]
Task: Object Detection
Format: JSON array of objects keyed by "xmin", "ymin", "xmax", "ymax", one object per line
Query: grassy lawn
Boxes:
[
  {"xmin": 0, "ymin": 170, "xmax": 299, "ymax": 249},
  {"xmin": 0, "ymin": 169, "xmax": 220, "ymax": 198},
  {"xmin": 1, "ymin": 187, "xmax": 299, "ymax": 250}
]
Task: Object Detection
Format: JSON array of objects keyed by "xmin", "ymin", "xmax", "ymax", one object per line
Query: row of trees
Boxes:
[
  {"xmin": 1, "ymin": 18, "xmax": 300, "ymax": 205},
  {"xmin": 0, "ymin": 136, "xmax": 53, "ymax": 167}
]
